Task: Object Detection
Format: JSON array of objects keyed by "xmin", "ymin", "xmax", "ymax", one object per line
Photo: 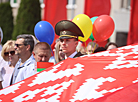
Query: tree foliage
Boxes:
[
  {"xmin": 12, "ymin": 0, "xmax": 41, "ymax": 39},
  {"xmin": 0, "ymin": 2, "xmax": 14, "ymax": 44}
]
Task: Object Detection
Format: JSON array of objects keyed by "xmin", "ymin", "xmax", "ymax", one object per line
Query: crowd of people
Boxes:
[{"xmin": 0, "ymin": 19, "xmax": 118, "ymax": 89}]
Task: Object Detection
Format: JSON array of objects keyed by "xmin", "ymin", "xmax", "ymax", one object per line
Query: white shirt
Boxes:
[
  {"xmin": 0, "ymin": 45, "xmax": 2, "ymax": 51},
  {"xmin": 11, "ymin": 55, "xmax": 36, "ymax": 85},
  {"xmin": 65, "ymin": 51, "xmax": 77, "ymax": 59},
  {"xmin": 0, "ymin": 45, "xmax": 6, "ymax": 82},
  {"xmin": 0, "ymin": 72, "xmax": 3, "ymax": 82},
  {"xmin": 1, "ymin": 64, "xmax": 14, "ymax": 88},
  {"xmin": 0, "ymin": 49, "xmax": 7, "ymax": 82},
  {"xmin": 49, "ymin": 56, "xmax": 56, "ymax": 64}
]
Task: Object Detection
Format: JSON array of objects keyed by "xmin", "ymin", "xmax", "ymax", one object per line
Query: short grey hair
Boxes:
[{"xmin": 17, "ymin": 34, "xmax": 34, "ymax": 52}]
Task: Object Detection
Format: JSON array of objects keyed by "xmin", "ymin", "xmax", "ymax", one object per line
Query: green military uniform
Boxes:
[{"xmin": 55, "ymin": 20, "xmax": 85, "ymax": 58}]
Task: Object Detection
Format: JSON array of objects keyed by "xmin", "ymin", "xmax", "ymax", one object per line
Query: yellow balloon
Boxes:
[{"xmin": 72, "ymin": 14, "xmax": 93, "ymax": 42}]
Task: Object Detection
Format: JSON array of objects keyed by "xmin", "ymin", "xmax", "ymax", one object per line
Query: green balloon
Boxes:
[
  {"xmin": 89, "ymin": 33, "xmax": 95, "ymax": 41},
  {"xmin": 89, "ymin": 16, "xmax": 98, "ymax": 41}
]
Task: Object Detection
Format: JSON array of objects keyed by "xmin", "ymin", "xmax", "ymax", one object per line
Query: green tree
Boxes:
[
  {"xmin": 0, "ymin": 2, "xmax": 14, "ymax": 44},
  {"xmin": 12, "ymin": 0, "xmax": 41, "ymax": 39}
]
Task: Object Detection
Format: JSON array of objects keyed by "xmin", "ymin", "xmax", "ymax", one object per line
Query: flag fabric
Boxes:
[
  {"xmin": 84, "ymin": 0, "xmax": 111, "ymax": 47},
  {"xmin": 127, "ymin": 0, "xmax": 138, "ymax": 45},
  {"xmin": 84, "ymin": 0, "xmax": 111, "ymax": 18},
  {"xmin": 43, "ymin": 0, "xmax": 67, "ymax": 49},
  {"xmin": 0, "ymin": 44, "xmax": 138, "ymax": 101},
  {"xmin": 91, "ymin": 82, "xmax": 138, "ymax": 102},
  {"xmin": 36, "ymin": 62, "xmax": 54, "ymax": 72}
]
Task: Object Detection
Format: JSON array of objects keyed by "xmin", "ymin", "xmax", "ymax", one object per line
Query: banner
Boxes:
[
  {"xmin": 84, "ymin": 0, "xmax": 111, "ymax": 47},
  {"xmin": 84, "ymin": 0, "xmax": 111, "ymax": 17},
  {"xmin": 0, "ymin": 44, "xmax": 138, "ymax": 101},
  {"xmin": 43, "ymin": 0, "xmax": 67, "ymax": 49},
  {"xmin": 127, "ymin": 0, "xmax": 138, "ymax": 45}
]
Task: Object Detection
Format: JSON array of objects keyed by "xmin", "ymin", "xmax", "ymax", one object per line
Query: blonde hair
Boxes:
[
  {"xmin": 76, "ymin": 41, "xmax": 86, "ymax": 54},
  {"xmin": 1, "ymin": 40, "xmax": 15, "ymax": 61},
  {"xmin": 87, "ymin": 42, "xmax": 99, "ymax": 49},
  {"xmin": 54, "ymin": 42, "xmax": 63, "ymax": 64}
]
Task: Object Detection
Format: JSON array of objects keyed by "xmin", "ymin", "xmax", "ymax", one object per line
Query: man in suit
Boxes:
[{"xmin": 55, "ymin": 20, "xmax": 84, "ymax": 59}]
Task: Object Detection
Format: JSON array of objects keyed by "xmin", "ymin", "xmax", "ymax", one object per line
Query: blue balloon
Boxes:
[{"xmin": 34, "ymin": 21, "xmax": 55, "ymax": 45}]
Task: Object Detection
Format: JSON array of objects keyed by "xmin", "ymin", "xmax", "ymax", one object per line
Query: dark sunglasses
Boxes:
[
  {"xmin": 15, "ymin": 44, "xmax": 26, "ymax": 47},
  {"xmin": 59, "ymin": 49, "xmax": 63, "ymax": 51},
  {"xmin": 4, "ymin": 51, "xmax": 15, "ymax": 56}
]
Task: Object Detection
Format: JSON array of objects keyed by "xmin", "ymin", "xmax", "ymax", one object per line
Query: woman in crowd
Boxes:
[
  {"xmin": 76, "ymin": 41, "xmax": 87, "ymax": 55},
  {"xmin": 1, "ymin": 40, "xmax": 19, "ymax": 88},
  {"xmin": 54, "ymin": 42, "xmax": 65, "ymax": 64},
  {"xmin": 86, "ymin": 42, "xmax": 99, "ymax": 54},
  {"xmin": 105, "ymin": 42, "xmax": 118, "ymax": 50}
]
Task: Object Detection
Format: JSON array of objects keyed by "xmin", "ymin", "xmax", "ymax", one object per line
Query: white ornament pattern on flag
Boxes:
[{"xmin": 0, "ymin": 44, "xmax": 138, "ymax": 102}]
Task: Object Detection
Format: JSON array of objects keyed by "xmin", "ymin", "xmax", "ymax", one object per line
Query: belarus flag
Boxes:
[
  {"xmin": 0, "ymin": 44, "xmax": 138, "ymax": 101},
  {"xmin": 127, "ymin": 0, "xmax": 138, "ymax": 45}
]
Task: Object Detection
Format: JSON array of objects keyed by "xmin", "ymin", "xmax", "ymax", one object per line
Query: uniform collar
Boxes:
[{"xmin": 65, "ymin": 51, "xmax": 77, "ymax": 59}]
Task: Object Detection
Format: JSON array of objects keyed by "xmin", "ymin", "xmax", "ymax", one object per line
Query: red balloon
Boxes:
[{"xmin": 93, "ymin": 15, "xmax": 115, "ymax": 42}]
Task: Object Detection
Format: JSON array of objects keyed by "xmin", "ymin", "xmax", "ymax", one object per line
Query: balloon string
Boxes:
[
  {"xmin": 91, "ymin": 41, "xmax": 93, "ymax": 53},
  {"xmin": 93, "ymin": 43, "xmax": 97, "ymax": 53}
]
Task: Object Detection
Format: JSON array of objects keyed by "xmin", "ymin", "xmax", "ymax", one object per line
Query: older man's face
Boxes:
[{"xmin": 33, "ymin": 49, "xmax": 51, "ymax": 62}]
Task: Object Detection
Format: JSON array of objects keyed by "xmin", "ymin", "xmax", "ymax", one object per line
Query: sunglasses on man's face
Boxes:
[
  {"xmin": 15, "ymin": 44, "xmax": 26, "ymax": 47},
  {"xmin": 4, "ymin": 51, "xmax": 15, "ymax": 56}
]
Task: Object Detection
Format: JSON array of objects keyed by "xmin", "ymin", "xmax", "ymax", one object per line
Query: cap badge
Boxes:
[{"xmin": 62, "ymin": 31, "xmax": 66, "ymax": 35}]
